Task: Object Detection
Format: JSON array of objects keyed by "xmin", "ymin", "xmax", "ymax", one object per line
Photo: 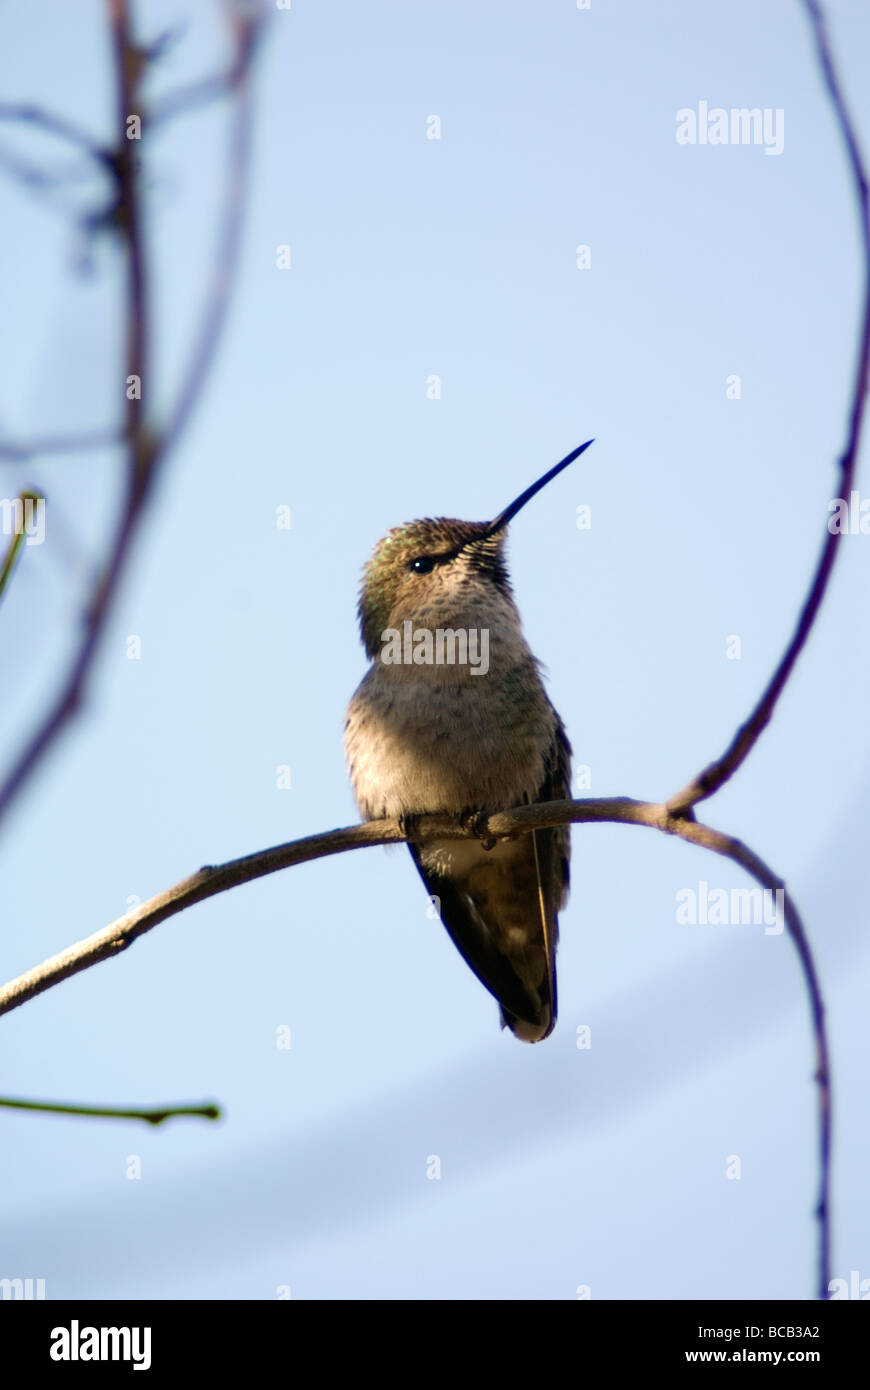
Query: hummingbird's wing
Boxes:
[
  {"xmin": 409, "ymin": 709, "xmax": 571, "ymax": 1043},
  {"xmin": 527, "ymin": 705, "xmax": 572, "ymax": 1022}
]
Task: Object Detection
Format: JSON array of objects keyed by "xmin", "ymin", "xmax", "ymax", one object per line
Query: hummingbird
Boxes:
[{"xmin": 344, "ymin": 440, "xmax": 593, "ymax": 1042}]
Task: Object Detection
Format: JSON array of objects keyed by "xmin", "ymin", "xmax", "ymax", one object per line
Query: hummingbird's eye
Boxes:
[{"xmin": 410, "ymin": 556, "xmax": 437, "ymax": 574}]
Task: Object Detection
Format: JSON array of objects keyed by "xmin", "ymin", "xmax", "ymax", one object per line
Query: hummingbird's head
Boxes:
[
  {"xmin": 356, "ymin": 439, "xmax": 595, "ymax": 659},
  {"xmin": 357, "ymin": 518, "xmax": 508, "ymax": 658}
]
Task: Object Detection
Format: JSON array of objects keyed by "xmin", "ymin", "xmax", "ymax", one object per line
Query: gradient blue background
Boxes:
[{"xmin": 1, "ymin": 0, "xmax": 868, "ymax": 1300}]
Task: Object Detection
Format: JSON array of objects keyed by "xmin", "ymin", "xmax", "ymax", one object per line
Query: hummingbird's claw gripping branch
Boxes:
[
  {"xmin": 459, "ymin": 808, "xmax": 497, "ymax": 849},
  {"xmin": 397, "ymin": 811, "xmax": 423, "ymax": 842}
]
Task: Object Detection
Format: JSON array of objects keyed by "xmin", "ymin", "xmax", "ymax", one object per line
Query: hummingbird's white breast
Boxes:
[{"xmin": 344, "ymin": 592, "xmax": 556, "ymax": 821}]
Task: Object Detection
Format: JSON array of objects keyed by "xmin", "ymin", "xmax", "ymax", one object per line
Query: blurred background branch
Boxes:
[{"xmin": 0, "ymin": 0, "xmax": 265, "ymax": 831}]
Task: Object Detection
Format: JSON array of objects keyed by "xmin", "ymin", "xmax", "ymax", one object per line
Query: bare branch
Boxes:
[
  {"xmin": 0, "ymin": 1095, "xmax": 220, "ymax": 1126},
  {"xmin": 0, "ymin": 795, "xmax": 829, "ymax": 1294},
  {"xmin": 0, "ymin": 1, "xmax": 151, "ymax": 829},
  {"xmin": 668, "ymin": 0, "xmax": 870, "ymax": 816},
  {"xmin": 0, "ymin": 3, "xmax": 261, "ymax": 832},
  {"xmin": 0, "ymin": 801, "xmax": 700, "ymax": 1018}
]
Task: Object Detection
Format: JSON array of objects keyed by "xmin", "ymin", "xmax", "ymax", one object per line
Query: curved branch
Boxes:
[
  {"xmin": 0, "ymin": 796, "xmax": 830, "ymax": 1296},
  {"xmin": 0, "ymin": 800, "xmax": 736, "ymax": 1016},
  {"xmin": 0, "ymin": 800, "xmax": 662, "ymax": 1019},
  {"xmin": 668, "ymin": 0, "xmax": 870, "ymax": 816}
]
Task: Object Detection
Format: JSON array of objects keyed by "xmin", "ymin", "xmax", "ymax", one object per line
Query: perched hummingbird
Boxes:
[{"xmin": 344, "ymin": 440, "xmax": 593, "ymax": 1042}]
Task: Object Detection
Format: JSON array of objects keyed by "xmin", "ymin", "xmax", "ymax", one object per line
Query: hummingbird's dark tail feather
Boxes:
[
  {"xmin": 408, "ymin": 834, "xmax": 560, "ymax": 1044},
  {"xmin": 496, "ymin": 829, "xmax": 560, "ymax": 1042},
  {"xmin": 409, "ymin": 844, "xmax": 549, "ymax": 1032},
  {"xmin": 406, "ymin": 708, "xmax": 571, "ymax": 1043},
  {"xmin": 499, "ymin": 1001, "xmax": 555, "ymax": 1044}
]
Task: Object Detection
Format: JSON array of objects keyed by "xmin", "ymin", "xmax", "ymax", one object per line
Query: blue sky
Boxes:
[{"xmin": 1, "ymin": 0, "xmax": 868, "ymax": 1299}]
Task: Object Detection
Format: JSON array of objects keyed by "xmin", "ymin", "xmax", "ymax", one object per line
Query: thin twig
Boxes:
[
  {"xmin": 668, "ymin": 0, "xmax": 870, "ymax": 816},
  {"xmin": 0, "ymin": 1, "xmax": 152, "ymax": 829},
  {"xmin": 0, "ymin": 1095, "xmax": 220, "ymax": 1125}
]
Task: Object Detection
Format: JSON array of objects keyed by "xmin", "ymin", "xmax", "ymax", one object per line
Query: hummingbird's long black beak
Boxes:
[{"xmin": 484, "ymin": 438, "xmax": 595, "ymax": 537}]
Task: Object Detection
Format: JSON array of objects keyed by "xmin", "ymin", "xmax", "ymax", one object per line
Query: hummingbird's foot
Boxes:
[
  {"xmin": 397, "ymin": 811, "xmax": 423, "ymax": 843},
  {"xmin": 460, "ymin": 807, "xmax": 496, "ymax": 851}
]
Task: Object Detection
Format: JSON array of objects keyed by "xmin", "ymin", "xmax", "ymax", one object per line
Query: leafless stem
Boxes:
[
  {"xmin": 668, "ymin": 0, "xmax": 870, "ymax": 816},
  {"xmin": 0, "ymin": 1095, "xmax": 220, "ymax": 1125}
]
